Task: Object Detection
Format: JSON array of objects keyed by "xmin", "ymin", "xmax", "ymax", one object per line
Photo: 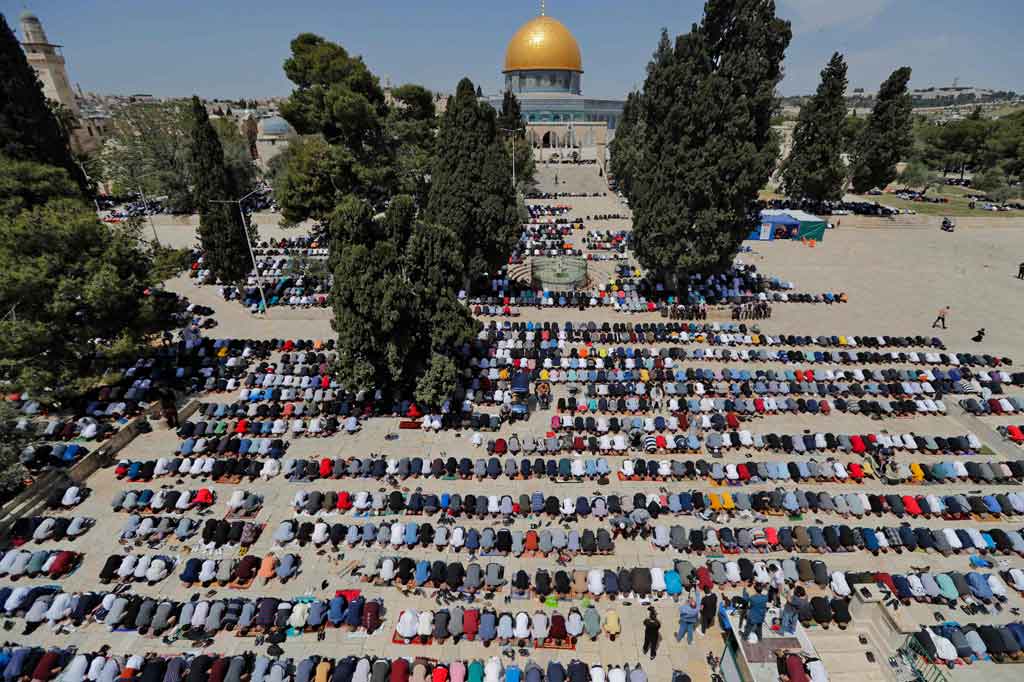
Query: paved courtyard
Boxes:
[{"xmin": 9, "ymin": 164, "xmax": 1024, "ymax": 682}]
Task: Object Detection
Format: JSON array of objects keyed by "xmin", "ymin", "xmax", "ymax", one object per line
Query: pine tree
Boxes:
[
  {"xmin": 781, "ymin": 52, "xmax": 849, "ymax": 204},
  {"xmin": 0, "ymin": 14, "xmax": 86, "ymax": 193},
  {"xmin": 850, "ymin": 67, "xmax": 913, "ymax": 193},
  {"xmin": 632, "ymin": 1, "xmax": 791, "ymax": 282},
  {"xmin": 426, "ymin": 78, "xmax": 518, "ymax": 276},
  {"xmin": 190, "ymin": 96, "xmax": 252, "ymax": 284}
]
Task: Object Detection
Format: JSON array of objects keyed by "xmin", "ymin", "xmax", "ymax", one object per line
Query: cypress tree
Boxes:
[
  {"xmin": 498, "ymin": 90, "xmax": 524, "ymax": 133},
  {"xmin": 190, "ymin": 96, "xmax": 252, "ymax": 284},
  {"xmin": 426, "ymin": 78, "xmax": 517, "ymax": 276},
  {"xmin": 0, "ymin": 14, "xmax": 86, "ymax": 193},
  {"xmin": 850, "ymin": 67, "xmax": 913, "ymax": 193},
  {"xmin": 609, "ymin": 90, "xmax": 645, "ymax": 204},
  {"xmin": 632, "ymin": 1, "xmax": 791, "ymax": 283},
  {"xmin": 781, "ymin": 52, "xmax": 849, "ymax": 204}
]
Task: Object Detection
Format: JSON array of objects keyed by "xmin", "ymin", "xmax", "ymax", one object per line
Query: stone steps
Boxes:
[{"xmin": 809, "ymin": 621, "xmax": 897, "ymax": 682}]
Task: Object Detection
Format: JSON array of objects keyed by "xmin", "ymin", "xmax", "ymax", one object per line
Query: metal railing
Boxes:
[{"xmin": 898, "ymin": 635, "xmax": 949, "ymax": 682}]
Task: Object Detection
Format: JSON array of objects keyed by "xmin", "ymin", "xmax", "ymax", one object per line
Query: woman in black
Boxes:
[{"xmin": 643, "ymin": 607, "xmax": 661, "ymax": 659}]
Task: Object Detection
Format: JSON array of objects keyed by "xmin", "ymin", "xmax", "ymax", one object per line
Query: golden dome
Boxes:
[{"xmin": 503, "ymin": 15, "xmax": 583, "ymax": 73}]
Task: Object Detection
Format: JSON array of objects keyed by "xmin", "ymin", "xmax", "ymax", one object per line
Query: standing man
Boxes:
[
  {"xmin": 768, "ymin": 565, "xmax": 785, "ymax": 607},
  {"xmin": 742, "ymin": 585, "xmax": 770, "ymax": 642},
  {"xmin": 932, "ymin": 306, "xmax": 950, "ymax": 330},
  {"xmin": 642, "ymin": 607, "xmax": 661, "ymax": 660},
  {"xmin": 675, "ymin": 597, "xmax": 699, "ymax": 644},
  {"xmin": 699, "ymin": 587, "xmax": 718, "ymax": 635},
  {"xmin": 1018, "ymin": 262, "xmax": 1024, "ymax": 279}
]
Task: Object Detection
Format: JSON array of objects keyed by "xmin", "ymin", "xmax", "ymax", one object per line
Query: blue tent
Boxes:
[{"xmin": 749, "ymin": 210, "xmax": 802, "ymax": 240}]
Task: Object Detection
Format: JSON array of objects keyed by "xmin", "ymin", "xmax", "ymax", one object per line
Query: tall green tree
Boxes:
[
  {"xmin": 0, "ymin": 14, "xmax": 86, "ymax": 193},
  {"xmin": 273, "ymin": 136, "xmax": 365, "ymax": 224},
  {"xmin": 212, "ymin": 118, "xmax": 257, "ymax": 195},
  {"xmin": 0, "ymin": 196, "xmax": 155, "ymax": 398},
  {"xmin": 330, "ymin": 197, "xmax": 477, "ymax": 405},
  {"xmin": 426, "ymin": 78, "xmax": 518, "ymax": 276},
  {"xmin": 781, "ymin": 52, "xmax": 848, "ymax": 203},
  {"xmin": 0, "ymin": 401, "xmax": 29, "ymax": 491},
  {"xmin": 100, "ymin": 101, "xmax": 194, "ymax": 211},
  {"xmin": 609, "ymin": 90, "xmax": 646, "ymax": 203},
  {"xmin": 632, "ymin": 2, "xmax": 791, "ymax": 282},
  {"xmin": 387, "ymin": 84, "xmax": 438, "ymax": 205},
  {"xmin": 498, "ymin": 90, "xmax": 535, "ymax": 191},
  {"xmin": 276, "ymin": 33, "xmax": 395, "ymax": 220},
  {"xmin": 281, "ymin": 33, "xmax": 387, "ymax": 153},
  {"xmin": 190, "ymin": 96, "xmax": 252, "ymax": 284},
  {"xmin": 850, "ymin": 67, "xmax": 914, "ymax": 193}
]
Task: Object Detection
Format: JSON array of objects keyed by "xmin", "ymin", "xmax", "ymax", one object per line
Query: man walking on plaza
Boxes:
[
  {"xmin": 675, "ymin": 597, "xmax": 700, "ymax": 644},
  {"xmin": 932, "ymin": 305, "xmax": 950, "ymax": 329},
  {"xmin": 699, "ymin": 587, "xmax": 718, "ymax": 635}
]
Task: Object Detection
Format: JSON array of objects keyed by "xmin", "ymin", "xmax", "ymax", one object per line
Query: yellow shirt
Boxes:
[{"xmin": 604, "ymin": 611, "xmax": 621, "ymax": 634}]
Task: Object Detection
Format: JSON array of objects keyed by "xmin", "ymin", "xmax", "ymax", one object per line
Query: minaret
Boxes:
[{"xmin": 19, "ymin": 11, "xmax": 80, "ymax": 116}]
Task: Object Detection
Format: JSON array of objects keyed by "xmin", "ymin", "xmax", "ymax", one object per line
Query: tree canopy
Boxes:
[
  {"xmin": 850, "ymin": 67, "xmax": 914, "ymax": 193},
  {"xmin": 781, "ymin": 52, "xmax": 848, "ymax": 203},
  {"xmin": 330, "ymin": 197, "xmax": 477, "ymax": 406},
  {"xmin": 609, "ymin": 90, "xmax": 646, "ymax": 204},
  {"xmin": 0, "ymin": 193, "xmax": 156, "ymax": 398},
  {"xmin": 100, "ymin": 100, "xmax": 255, "ymax": 212},
  {"xmin": 631, "ymin": 2, "xmax": 791, "ymax": 281},
  {"xmin": 190, "ymin": 96, "xmax": 253, "ymax": 284},
  {"xmin": 498, "ymin": 89, "xmax": 536, "ymax": 192},
  {"xmin": 275, "ymin": 33, "xmax": 397, "ymax": 221},
  {"xmin": 425, "ymin": 78, "xmax": 518, "ymax": 276}
]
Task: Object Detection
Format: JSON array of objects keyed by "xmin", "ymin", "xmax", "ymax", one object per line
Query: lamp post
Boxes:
[
  {"xmin": 210, "ymin": 189, "xmax": 268, "ymax": 316},
  {"xmin": 131, "ymin": 170, "xmax": 164, "ymax": 246},
  {"xmin": 500, "ymin": 126, "xmax": 523, "ymax": 191}
]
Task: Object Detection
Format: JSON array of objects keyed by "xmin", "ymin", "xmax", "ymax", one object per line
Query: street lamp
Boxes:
[
  {"xmin": 500, "ymin": 126, "xmax": 523, "ymax": 191},
  {"xmin": 209, "ymin": 189, "xmax": 269, "ymax": 317},
  {"xmin": 130, "ymin": 170, "xmax": 164, "ymax": 247}
]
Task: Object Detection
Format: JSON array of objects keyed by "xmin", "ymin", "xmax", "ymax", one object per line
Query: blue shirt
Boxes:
[{"xmin": 747, "ymin": 594, "xmax": 769, "ymax": 624}]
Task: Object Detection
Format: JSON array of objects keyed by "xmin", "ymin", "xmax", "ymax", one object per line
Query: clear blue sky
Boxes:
[{"xmin": 3, "ymin": 0, "xmax": 1022, "ymax": 100}]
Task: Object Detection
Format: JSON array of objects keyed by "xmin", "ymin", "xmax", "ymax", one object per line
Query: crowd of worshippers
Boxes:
[
  {"xmin": 910, "ymin": 622, "xmax": 1024, "ymax": 666},
  {"xmin": 120, "ymin": 452, "xmax": 1020, "ymax": 490},
  {"xmin": 762, "ymin": 197, "xmax": 899, "ymax": 218},
  {"xmin": 525, "ymin": 203, "xmax": 573, "ymax": 219},
  {"xmin": 251, "ymin": 234, "xmax": 328, "ymax": 257},
  {"xmin": 177, "ymin": 553, "xmax": 300, "ymax": 587},
  {"xmin": 219, "ymin": 276, "xmax": 331, "ymax": 311},
  {"xmin": 394, "ymin": 606, "xmax": 618, "ymax": 646},
  {"xmin": 511, "ymin": 224, "xmax": 582, "ymax": 259},
  {"xmin": 272, "ymin": 516, "xmax": 615, "ymax": 557},
  {"xmin": 731, "ymin": 302, "xmax": 772, "ymax": 320},
  {"xmin": 0, "ymin": 590, "xmax": 381, "ymax": 638},
  {"xmin": 0, "ymin": 647, "xmax": 661, "ymax": 682},
  {"xmin": 271, "ymin": 485, "xmax": 1024, "ymax": 526},
  {"xmin": 475, "ymin": 320, "xmax": 972, "ymax": 358},
  {"xmin": 649, "ymin": 522, "xmax": 1024, "ymax": 558},
  {"xmin": 118, "ymin": 513, "xmax": 262, "ymax": 549},
  {"xmin": 583, "ymin": 231, "xmax": 630, "ymax": 253},
  {"xmin": 8, "ymin": 516, "xmax": 93, "ymax": 545},
  {"xmin": 663, "ymin": 303, "xmax": 708, "ymax": 321},
  {"xmin": 0, "ymin": 549, "xmax": 81, "ymax": 580}
]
